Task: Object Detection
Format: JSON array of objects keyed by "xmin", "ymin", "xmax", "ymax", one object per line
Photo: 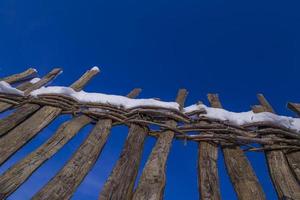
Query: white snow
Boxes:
[
  {"xmin": 0, "ymin": 81, "xmax": 24, "ymax": 95},
  {"xmin": 184, "ymin": 103, "xmax": 300, "ymax": 132},
  {"xmin": 30, "ymin": 78, "xmax": 41, "ymax": 84},
  {"xmin": 0, "ymin": 80, "xmax": 300, "ymax": 132},
  {"xmin": 91, "ymin": 66, "xmax": 100, "ymax": 72},
  {"xmin": 30, "ymin": 86, "xmax": 180, "ymax": 110}
]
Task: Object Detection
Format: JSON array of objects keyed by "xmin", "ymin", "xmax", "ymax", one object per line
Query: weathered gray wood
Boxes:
[
  {"xmin": 0, "ymin": 68, "xmax": 63, "ymax": 136},
  {"xmin": 208, "ymin": 94, "xmax": 265, "ymax": 200},
  {"xmin": 29, "ymin": 89, "xmax": 140, "ymax": 200},
  {"xmin": 1, "ymin": 68, "xmax": 37, "ymax": 84},
  {"xmin": 99, "ymin": 124, "xmax": 148, "ymax": 200},
  {"xmin": 198, "ymin": 134, "xmax": 220, "ymax": 200},
  {"xmin": 285, "ymin": 102, "xmax": 300, "ymax": 182},
  {"xmin": 254, "ymin": 94, "xmax": 300, "ymax": 199},
  {"xmin": 0, "ymin": 82, "xmax": 33, "ymax": 113},
  {"xmin": 32, "ymin": 119, "xmax": 112, "ymax": 200},
  {"xmin": 198, "ymin": 95, "xmax": 221, "ymax": 199},
  {"xmin": 0, "ymin": 115, "xmax": 91, "ymax": 200},
  {"xmin": 0, "ymin": 68, "xmax": 99, "ymax": 165},
  {"xmin": 132, "ymin": 89, "xmax": 187, "ymax": 200},
  {"xmin": 23, "ymin": 68, "xmax": 62, "ymax": 95}
]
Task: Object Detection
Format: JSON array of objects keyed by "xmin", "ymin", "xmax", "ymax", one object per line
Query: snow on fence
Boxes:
[{"xmin": 0, "ymin": 68, "xmax": 299, "ymax": 200}]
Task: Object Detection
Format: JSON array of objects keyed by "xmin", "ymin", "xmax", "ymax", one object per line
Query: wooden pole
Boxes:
[
  {"xmin": 0, "ymin": 115, "xmax": 92, "ymax": 200},
  {"xmin": 0, "ymin": 68, "xmax": 41, "ymax": 113},
  {"xmin": 198, "ymin": 123, "xmax": 221, "ymax": 200},
  {"xmin": 99, "ymin": 124, "xmax": 147, "ymax": 200},
  {"xmin": 30, "ymin": 89, "xmax": 140, "ymax": 200},
  {"xmin": 208, "ymin": 94, "xmax": 265, "ymax": 200},
  {"xmin": 254, "ymin": 94, "xmax": 300, "ymax": 199},
  {"xmin": 0, "ymin": 68, "xmax": 99, "ymax": 165},
  {"xmin": 0, "ymin": 68, "xmax": 62, "ymax": 136},
  {"xmin": 1, "ymin": 68, "xmax": 37, "ymax": 84},
  {"xmin": 132, "ymin": 89, "xmax": 187, "ymax": 200},
  {"xmin": 195, "ymin": 92, "xmax": 221, "ymax": 200}
]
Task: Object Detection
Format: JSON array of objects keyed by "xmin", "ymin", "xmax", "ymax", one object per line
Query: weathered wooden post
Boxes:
[
  {"xmin": 0, "ymin": 68, "xmax": 38, "ymax": 113},
  {"xmin": 29, "ymin": 89, "xmax": 141, "ymax": 200},
  {"xmin": 0, "ymin": 68, "xmax": 62, "ymax": 137},
  {"xmin": 99, "ymin": 118, "xmax": 147, "ymax": 199},
  {"xmin": 207, "ymin": 94, "xmax": 265, "ymax": 200},
  {"xmin": 286, "ymin": 102, "xmax": 300, "ymax": 181},
  {"xmin": 197, "ymin": 100, "xmax": 221, "ymax": 200},
  {"xmin": 1, "ymin": 68, "xmax": 37, "ymax": 84},
  {"xmin": 132, "ymin": 89, "xmax": 187, "ymax": 200},
  {"xmin": 0, "ymin": 67, "xmax": 99, "ymax": 165},
  {"xmin": 254, "ymin": 94, "xmax": 300, "ymax": 199}
]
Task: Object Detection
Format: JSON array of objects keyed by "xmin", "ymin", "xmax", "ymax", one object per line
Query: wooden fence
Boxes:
[{"xmin": 0, "ymin": 68, "xmax": 299, "ymax": 200}]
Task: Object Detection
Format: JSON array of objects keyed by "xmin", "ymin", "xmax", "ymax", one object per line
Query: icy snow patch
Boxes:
[
  {"xmin": 184, "ymin": 103, "xmax": 300, "ymax": 132},
  {"xmin": 30, "ymin": 86, "xmax": 179, "ymax": 110}
]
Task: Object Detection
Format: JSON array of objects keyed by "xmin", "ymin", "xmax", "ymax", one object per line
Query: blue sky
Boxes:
[{"xmin": 0, "ymin": 0, "xmax": 300, "ymax": 199}]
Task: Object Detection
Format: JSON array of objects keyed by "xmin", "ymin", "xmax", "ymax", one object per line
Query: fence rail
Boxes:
[{"xmin": 0, "ymin": 68, "xmax": 299, "ymax": 200}]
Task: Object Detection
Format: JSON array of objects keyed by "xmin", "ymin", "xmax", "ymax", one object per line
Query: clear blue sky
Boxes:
[{"xmin": 0, "ymin": 0, "xmax": 300, "ymax": 199}]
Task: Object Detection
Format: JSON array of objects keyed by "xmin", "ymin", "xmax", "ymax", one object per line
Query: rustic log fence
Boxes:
[{"xmin": 0, "ymin": 68, "xmax": 299, "ymax": 200}]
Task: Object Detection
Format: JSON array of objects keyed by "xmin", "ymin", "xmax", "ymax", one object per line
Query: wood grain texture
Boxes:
[
  {"xmin": 285, "ymin": 102, "xmax": 300, "ymax": 182},
  {"xmin": 198, "ymin": 139, "xmax": 220, "ymax": 200},
  {"xmin": 0, "ymin": 103, "xmax": 40, "ymax": 137},
  {"xmin": 0, "ymin": 106, "xmax": 62, "ymax": 165},
  {"xmin": 30, "ymin": 89, "xmax": 139, "ymax": 200},
  {"xmin": 0, "ymin": 81, "xmax": 34, "ymax": 113},
  {"xmin": 0, "ymin": 69, "xmax": 99, "ymax": 165},
  {"xmin": 99, "ymin": 124, "xmax": 148, "ymax": 200},
  {"xmin": 1, "ymin": 68, "xmax": 37, "ymax": 84},
  {"xmin": 254, "ymin": 94, "xmax": 300, "ymax": 199},
  {"xmin": 31, "ymin": 119, "xmax": 111, "ymax": 200},
  {"xmin": 132, "ymin": 89, "xmax": 187, "ymax": 200},
  {"xmin": 132, "ymin": 126, "xmax": 175, "ymax": 200},
  {"xmin": 0, "ymin": 115, "xmax": 91, "ymax": 200},
  {"xmin": 208, "ymin": 94, "xmax": 265, "ymax": 200},
  {"xmin": 0, "ymin": 68, "xmax": 63, "ymax": 130}
]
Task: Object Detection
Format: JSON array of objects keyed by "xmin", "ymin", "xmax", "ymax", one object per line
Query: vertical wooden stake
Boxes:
[
  {"xmin": 254, "ymin": 94, "xmax": 300, "ymax": 199},
  {"xmin": 132, "ymin": 89, "xmax": 187, "ymax": 200},
  {"xmin": 208, "ymin": 94, "xmax": 265, "ymax": 200}
]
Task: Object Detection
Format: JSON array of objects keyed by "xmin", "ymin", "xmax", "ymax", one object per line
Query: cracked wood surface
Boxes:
[
  {"xmin": 31, "ymin": 119, "xmax": 112, "ymax": 200},
  {"xmin": 1, "ymin": 68, "xmax": 37, "ymax": 84},
  {"xmin": 30, "ymin": 89, "xmax": 140, "ymax": 200},
  {"xmin": 132, "ymin": 89, "xmax": 187, "ymax": 200},
  {"xmin": 208, "ymin": 94, "xmax": 265, "ymax": 200},
  {"xmin": 99, "ymin": 124, "xmax": 148, "ymax": 200},
  {"xmin": 254, "ymin": 94, "xmax": 300, "ymax": 199},
  {"xmin": 0, "ymin": 69, "xmax": 98, "ymax": 165},
  {"xmin": 0, "ymin": 68, "xmax": 62, "ymax": 136},
  {"xmin": 0, "ymin": 115, "xmax": 91, "ymax": 200}
]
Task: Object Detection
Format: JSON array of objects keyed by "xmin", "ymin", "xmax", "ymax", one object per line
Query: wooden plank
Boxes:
[
  {"xmin": 0, "ymin": 68, "xmax": 99, "ymax": 165},
  {"xmin": 254, "ymin": 94, "xmax": 300, "ymax": 199},
  {"xmin": 1, "ymin": 68, "xmax": 37, "ymax": 84},
  {"xmin": 29, "ymin": 89, "xmax": 140, "ymax": 200},
  {"xmin": 0, "ymin": 68, "xmax": 63, "ymax": 136},
  {"xmin": 208, "ymin": 94, "xmax": 265, "ymax": 200},
  {"xmin": 198, "ymin": 138, "xmax": 220, "ymax": 200},
  {"xmin": 132, "ymin": 89, "xmax": 187, "ymax": 200},
  {"xmin": 0, "ymin": 115, "xmax": 92, "ymax": 200},
  {"xmin": 99, "ymin": 124, "xmax": 148, "ymax": 200}
]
